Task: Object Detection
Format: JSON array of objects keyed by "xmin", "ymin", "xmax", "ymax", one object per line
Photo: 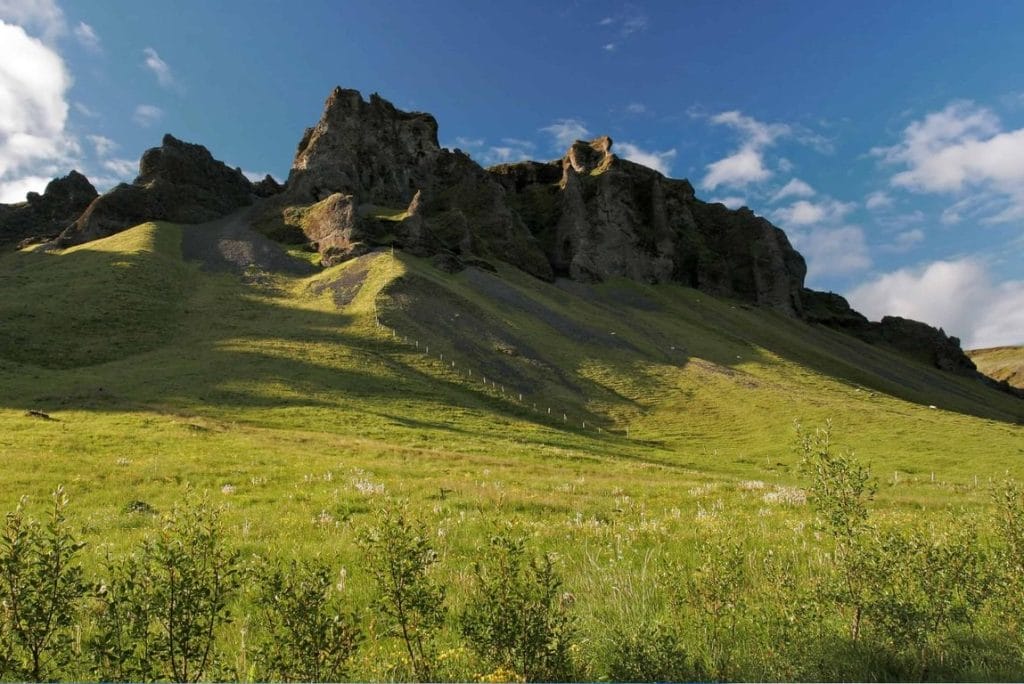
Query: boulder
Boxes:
[
  {"xmin": 54, "ymin": 134, "xmax": 253, "ymax": 246},
  {"xmin": 0, "ymin": 171, "xmax": 97, "ymax": 248}
]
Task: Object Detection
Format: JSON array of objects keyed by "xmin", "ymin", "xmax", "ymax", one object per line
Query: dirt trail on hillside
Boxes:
[{"xmin": 180, "ymin": 206, "xmax": 315, "ymax": 275}]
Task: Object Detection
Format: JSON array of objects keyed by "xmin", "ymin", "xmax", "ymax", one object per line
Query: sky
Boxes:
[{"xmin": 1, "ymin": 0, "xmax": 1022, "ymax": 348}]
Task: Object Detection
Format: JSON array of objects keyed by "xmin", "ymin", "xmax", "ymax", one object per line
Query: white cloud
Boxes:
[
  {"xmin": 848, "ymin": 258, "xmax": 1024, "ymax": 348},
  {"xmin": 626, "ymin": 102, "xmax": 646, "ymax": 114},
  {"xmin": 701, "ymin": 111, "xmax": 789, "ymax": 190},
  {"xmin": 501, "ymin": 137, "xmax": 535, "ymax": 150},
  {"xmin": 484, "ymin": 145, "xmax": 533, "ymax": 164},
  {"xmin": 73, "ymin": 21, "xmax": 100, "ymax": 51},
  {"xmin": 102, "ymin": 157, "xmax": 136, "ymax": 178},
  {"xmin": 598, "ymin": 16, "xmax": 614, "ymax": 26},
  {"xmin": 603, "ymin": 43, "xmax": 616, "ymax": 52},
  {"xmin": 622, "ymin": 14, "xmax": 648, "ymax": 35},
  {"xmin": 880, "ymin": 228, "xmax": 925, "ymax": 254},
  {"xmin": 142, "ymin": 47, "xmax": 178, "ymax": 90},
  {"xmin": 709, "ymin": 196, "xmax": 746, "ymax": 210},
  {"xmin": 702, "ymin": 147, "xmax": 771, "ymax": 190},
  {"xmin": 132, "ymin": 104, "xmax": 163, "ymax": 127},
  {"xmin": 616, "ymin": 142, "xmax": 676, "ymax": 175},
  {"xmin": 541, "ymin": 118, "xmax": 590, "ymax": 148},
  {"xmin": 86, "ymin": 134, "xmax": 117, "ymax": 157},
  {"xmin": 865, "ymin": 190, "xmax": 893, "ymax": 210},
  {"xmin": 790, "ymin": 225, "xmax": 871, "ymax": 280},
  {"xmin": 771, "ymin": 178, "xmax": 815, "ymax": 202},
  {"xmin": 242, "ymin": 169, "xmax": 269, "ymax": 182},
  {"xmin": 873, "ymin": 100, "xmax": 1024, "ymax": 223},
  {"xmin": 74, "ymin": 101, "xmax": 98, "ymax": 118},
  {"xmin": 0, "ymin": 0, "xmax": 65, "ymax": 42},
  {"xmin": 774, "ymin": 198, "xmax": 855, "ymax": 227},
  {"xmin": 0, "ymin": 174, "xmax": 51, "ymax": 203},
  {"xmin": 0, "ymin": 20, "xmax": 78, "ymax": 197},
  {"xmin": 454, "ymin": 136, "xmax": 483, "ymax": 149}
]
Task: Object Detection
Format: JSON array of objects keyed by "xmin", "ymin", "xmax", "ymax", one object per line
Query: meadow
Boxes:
[{"xmin": 1, "ymin": 222, "xmax": 1022, "ymax": 681}]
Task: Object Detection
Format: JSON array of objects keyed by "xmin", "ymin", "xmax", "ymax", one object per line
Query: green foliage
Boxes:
[
  {"xmin": 460, "ymin": 531, "xmax": 575, "ymax": 682},
  {"xmin": 89, "ymin": 552, "xmax": 161, "ymax": 681},
  {"xmin": 605, "ymin": 619, "xmax": 702, "ymax": 683},
  {"xmin": 680, "ymin": 533, "xmax": 750, "ymax": 678},
  {"xmin": 797, "ymin": 420, "xmax": 876, "ymax": 541},
  {"xmin": 91, "ymin": 492, "xmax": 241, "ymax": 682},
  {"xmin": 359, "ymin": 503, "xmax": 446, "ymax": 681},
  {"xmin": 253, "ymin": 558, "xmax": 362, "ymax": 682},
  {"xmin": 857, "ymin": 524, "xmax": 990, "ymax": 678},
  {"xmin": 0, "ymin": 487, "xmax": 86, "ymax": 681}
]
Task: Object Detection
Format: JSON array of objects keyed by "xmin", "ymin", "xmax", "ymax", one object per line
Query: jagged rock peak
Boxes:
[
  {"xmin": 55, "ymin": 134, "xmax": 253, "ymax": 247},
  {"xmin": 0, "ymin": 170, "xmax": 98, "ymax": 248},
  {"xmin": 564, "ymin": 136, "xmax": 614, "ymax": 175},
  {"xmin": 287, "ymin": 87, "xmax": 441, "ymax": 205}
]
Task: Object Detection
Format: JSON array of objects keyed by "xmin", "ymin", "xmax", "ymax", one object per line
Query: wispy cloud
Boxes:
[
  {"xmin": 770, "ymin": 178, "xmax": 815, "ymax": 203},
  {"xmin": 617, "ymin": 142, "xmax": 676, "ymax": 175},
  {"xmin": 86, "ymin": 134, "xmax": 117, "ymax": 157},
  {"xmin": 102, "ymin": 157, "xmax": 137, "ymax": 178},
  {"xmin": 872, "ymin": 100, "xmax": 1024, "ymax": 224},
  {"xmin": 864, "ymin": 190, "xmax": 893, "ymax": 210},
  {"xmin": 73, "ymin": 21, "xmax": 100, "ymax": 52},
  {"xmin": 132, "ymin": 104, "xmax": 163, "ymax": 127},
  {"xmin": 541, "ymin": 118, "xmax": 590, "ymax": 149},
  {"xmin": 701, "ymin": 111, "xmax": 789, "ymax": 190},
  {"xmin": 142, "ymin": 47, "xmax": 179, "ymax": 90}
]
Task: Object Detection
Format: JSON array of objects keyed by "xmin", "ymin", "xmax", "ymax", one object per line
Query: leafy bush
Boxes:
[
  {"xmin": 0, "ymin": 487, "xmax": 86, "ymax": 681},
  {"xmin": 605, "ymin": 619, "xmax": 702, "ymax": 682},
  {"xmin": 254, "ymin": 558, "xmax": 362, "ymax": 682},
  {"xmin": 90, "ymin": 493, "xmax": 241, "ymax": 682},
  {"xmin": 358, "ymin": 503, "xmax": 446, "ymax": 681},
  {"xmin": 460, "ymin": 531, "xmax": 575, "ymax": 682}
]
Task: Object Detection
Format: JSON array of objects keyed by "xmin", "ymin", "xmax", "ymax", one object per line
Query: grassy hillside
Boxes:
[
  {"xmin": 969, "ymin": 345, "xmax": 1024, "ymax": 389},
  {"xmin": 0, "ymin": 219, "xmax": 1021, "ymax": 541},
  {"xmin": 0, "ymin": 220, "xmax": 1022, "ymax": 679}
]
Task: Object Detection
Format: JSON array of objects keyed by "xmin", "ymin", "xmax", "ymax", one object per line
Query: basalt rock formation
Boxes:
[
  {"xmin": 801, "ymin": 288, "xmax": 979, "ymax": 377},
  {"xmin": 0, "ymin": 171, "xmax": 97, "ymax": 248},
  {"xmin": 54, "ymin": 134, "xmax": 254, "ymax": 247},
  {"xmin": 10, "ymin": 86, "xmax": 1004, "ymax": 385},
  {"xmin": 491, "ymin": 136, "xmax": 806, "ymax": 314}
]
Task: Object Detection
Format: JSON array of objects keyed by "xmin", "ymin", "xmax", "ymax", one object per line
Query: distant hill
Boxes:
[{"xmin": 968, "ymin": 346, "xmax": 1024, "ymax": 389}]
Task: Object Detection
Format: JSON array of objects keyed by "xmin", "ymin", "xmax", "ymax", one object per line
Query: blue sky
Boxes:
[{"xmin": 1, "ymin": 0, "xmax": 1021, "ymax": 347}]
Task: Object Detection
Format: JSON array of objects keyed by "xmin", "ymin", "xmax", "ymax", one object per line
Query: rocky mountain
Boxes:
[
  {"xmin": 54, "ymin": 134, "xmax": 255, "ymax": 247},
  {"xmin": 0, "ymin": 86, "xmax": 997, "ymax": 386},
  {"xmin": 0, "ymin": 171, "xmax": 97, "ymax": 248}
]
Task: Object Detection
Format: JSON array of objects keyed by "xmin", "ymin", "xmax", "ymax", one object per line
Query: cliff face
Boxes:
[
  {"xmin": 491, "ymin": 136, "xmax": 806, "ymax": 314},
  {"xmin": 1, "ymin": 85, "xmax": 1000, "ymax": 385},
  {"xmin": 0, "ymin": 171, "xmax": 97, "ymax": 247},
  {"xmin": 264, "ymin": 87, "xmax": 552, "ymax": 278},
  {"xmin": 55, "ymin": 134, "xmax": 254, "ymax": 247}
]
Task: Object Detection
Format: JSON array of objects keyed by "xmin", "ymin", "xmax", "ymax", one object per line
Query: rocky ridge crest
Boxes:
[{"xmin": 0, "ymin": 87, "xmax": 996, "ymax": 383}]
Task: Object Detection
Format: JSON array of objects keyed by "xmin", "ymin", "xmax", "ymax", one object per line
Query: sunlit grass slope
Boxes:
[
  {"xmin": 0, "ymin": 220, "xmax": 1021, "ymax": 561},
  {"xmin": 969, "ymin": 345, "xmax": 1024, "ymax": 389}
]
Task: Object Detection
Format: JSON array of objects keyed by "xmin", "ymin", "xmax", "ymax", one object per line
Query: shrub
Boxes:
[
  {"xmin": 358, "ymin": 503, "xmax": 445, "ymax": 681},
  {"xmin": 0, "ymin": 487, "xmax": 87, "ymax": 681},
  {"xmin": 254, "ymin": 558, "xmax": 362, "ymax": 682},
  {"xmin": 605, "ymin": 619, "xmax": 702, "ymax": 682},
  {"xmin": 91, "ymin": 493, "xmax": 241, "ymax": 682},
  {"xmin": 460, "ymin": 532, "xmax": 575, "ymax": 682}
]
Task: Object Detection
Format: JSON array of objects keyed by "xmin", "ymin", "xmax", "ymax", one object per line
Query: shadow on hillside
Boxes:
[{"xmin": 0, "ymin": 241, "xmax": 659, "ymax": 456}]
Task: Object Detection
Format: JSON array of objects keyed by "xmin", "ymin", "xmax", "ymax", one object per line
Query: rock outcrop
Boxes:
[
  {"xmin": 492, "ymin": 136, "xmax": 806, "ymax": 313},
  {"xmin": 0, "ymin": 171, "xmax": 97, "ymax": 248},
  {"xmin": 54, "ymin": 134, "xmax": 254, "ymax": 246},
  {"xmin": 801, "ymin": 289, "xmax": 979, "ymax": 376},
  {"xmin": 261, "ymin": 87, "xmax": 552, "ymax": 277}
]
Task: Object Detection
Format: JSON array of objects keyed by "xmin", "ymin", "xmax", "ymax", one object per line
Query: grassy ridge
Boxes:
[
  {"xmin": 969, "ymin": 345, "xmax": 1024, "ymax": 389},
  {"xmin": 0, "ymin": 220, "xmax": 1020, "ymax": 546},
  {"xmin": 0, "ymin": 220, "xmax": 1022, "ymax": 678}
]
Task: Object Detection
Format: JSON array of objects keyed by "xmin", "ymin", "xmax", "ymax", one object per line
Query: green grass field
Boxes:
[{"xmin": 1, "ymin": 221, "xmax": 1022, "ymax": 680}]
